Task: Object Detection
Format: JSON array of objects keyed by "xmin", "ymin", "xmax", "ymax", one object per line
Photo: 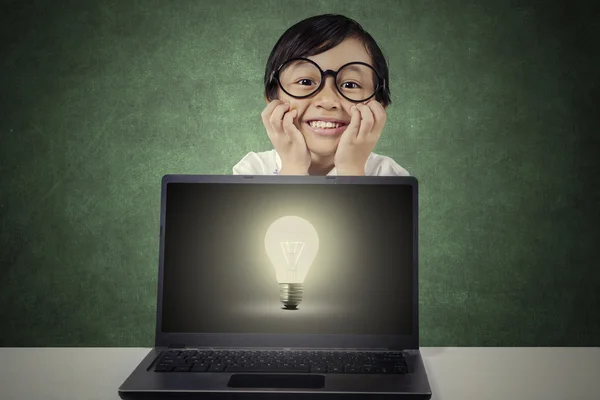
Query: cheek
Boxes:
[
  {"xmin": 338, "ymin": 103, "xmax": 354, "ymax": 119},
  {"xmin": 288, "ymin": 102, "xmax": 308, "ymax": 122},
  {"xmin": 288, "ymin": 99, "xmax": 303, "ymax": 109},
  {"xmin": 277, "ymin": 89, "xmax": 298, "ymax": 105}
]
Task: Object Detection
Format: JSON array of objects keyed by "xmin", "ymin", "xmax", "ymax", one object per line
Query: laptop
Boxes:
[{"xmin": 118, "ymin": 174, "xmax": 432, "ymax": 399}]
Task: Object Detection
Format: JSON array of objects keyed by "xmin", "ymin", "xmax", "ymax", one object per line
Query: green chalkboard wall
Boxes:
[{"xmin": 1, "ymin": 0, "xmax": 598, "ymax": 346}]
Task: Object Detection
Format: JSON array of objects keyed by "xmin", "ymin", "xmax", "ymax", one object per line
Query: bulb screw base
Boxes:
[{"xmin": 279, "ymin": 283, "xmax": 303, "ymax": 309}]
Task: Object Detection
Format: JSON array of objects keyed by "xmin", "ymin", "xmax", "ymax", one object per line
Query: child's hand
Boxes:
[
  {"xmin": 261, "ymin": 100, "xmax": 311, "ymax": 175},
  {"xmin": 334, "ymin": 101, "xmax": 386, "ymax": 175}
]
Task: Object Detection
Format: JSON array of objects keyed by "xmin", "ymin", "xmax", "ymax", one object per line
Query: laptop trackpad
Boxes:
[{"xmin": 227, "ymin": 374, "xmax": 325, "ymax": 389}]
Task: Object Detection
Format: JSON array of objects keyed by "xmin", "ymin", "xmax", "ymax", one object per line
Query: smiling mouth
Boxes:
[
  {"xmin": 307, "ymin": 120, "xmax": 346, "ymax": 129},
  {"xmin": 303, "ymin": 120, "xmax": 348, "ymax": 137}
]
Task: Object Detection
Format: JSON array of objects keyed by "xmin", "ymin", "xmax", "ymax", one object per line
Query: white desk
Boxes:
[{"xmin": 1, "ymin": 347, "xmax": 598, "ymax": 399}]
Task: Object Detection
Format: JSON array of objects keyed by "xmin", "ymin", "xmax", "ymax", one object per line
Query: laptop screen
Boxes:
[{"xmin": 161, "ymin": 181, "xmax": 414, "ymax": 337}]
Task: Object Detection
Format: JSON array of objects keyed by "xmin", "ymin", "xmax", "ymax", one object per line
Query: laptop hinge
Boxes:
[{"xmin": 168, "ymin": 343, "xmax": 185, "ymax": 349}]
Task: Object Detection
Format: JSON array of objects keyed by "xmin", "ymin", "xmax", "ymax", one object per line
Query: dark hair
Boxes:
[{"xmin": 264, "ymin": 14, "xmax": 392, "ymax": 107}]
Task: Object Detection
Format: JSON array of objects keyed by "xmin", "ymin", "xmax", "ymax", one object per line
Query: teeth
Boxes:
[{"xmin": 309, "ymin": 121, "xmax": 342, "ymax": 129}]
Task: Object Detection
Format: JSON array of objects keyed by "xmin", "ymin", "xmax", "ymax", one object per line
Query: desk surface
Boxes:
[{"xmin": 1, "ymin": 347, "xmax": 598, "ymax": 400}]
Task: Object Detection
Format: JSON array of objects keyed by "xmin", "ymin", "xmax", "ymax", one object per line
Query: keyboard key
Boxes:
[
  {"xmin": 393, "ymin": 365, "xmax": 407, "ymax": 374},
  {"xmin": 363, "ymin": 366, "xmax": 378, "ymax": 373},
  {"xmin": 310, "ymin": 365, "xmax": 327, "ymax": 373},
  {"xmin": 173, "ymin": 361, "xmax": 190, "ymax": 368},
  {"xmin": 208, "ymin": 363, "xmax": 227, "ymax": 372},
  {"xmin": 191, "ymin": 363, "xmax": 209, "ymax": 372},
  {"xmin": 226, "ymin": 365, "xmax": 310, "ymax": 373}
]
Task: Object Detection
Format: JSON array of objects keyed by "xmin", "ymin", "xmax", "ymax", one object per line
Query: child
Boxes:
[{"xmin": 233, "ymin": 14, "xmax": 409, "ymax": 176}]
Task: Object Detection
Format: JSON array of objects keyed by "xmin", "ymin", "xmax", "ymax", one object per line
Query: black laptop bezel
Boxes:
[{"xmin": 154, "ymin": 174, "xmax": 419, "ymax": 350}]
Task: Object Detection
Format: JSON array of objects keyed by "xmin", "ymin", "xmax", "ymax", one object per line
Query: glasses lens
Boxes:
[
  {"xmin": 336, "ymin": 63, "xmax": 378, "ymax": 101},
  {"xmin": 278, "ymin": 60, "xmax": 322, "ymax": 98}
]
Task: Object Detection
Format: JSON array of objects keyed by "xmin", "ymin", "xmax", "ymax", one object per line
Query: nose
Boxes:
[{"xmin": 313, "ymin": 76, "xmax": 341, "ymax": 109}]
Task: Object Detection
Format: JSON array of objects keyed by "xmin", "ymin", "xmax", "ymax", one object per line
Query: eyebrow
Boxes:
[
  {"xmin": 286, "ymin": 60, "xmax": 374, "ymax": 75},
  {"xmin": 341, "ymin": 65, "xmax": 369, "ymax": 74},
  {"xmin": 287, "ymin": 59, "xmax": 314, "ymax": 67},
  {"xmin": 293, "ymin": 61, "xmax": 316, "ymax": 69}
]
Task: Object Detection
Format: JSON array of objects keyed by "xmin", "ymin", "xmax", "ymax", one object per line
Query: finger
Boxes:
[
  {"xmin": 261, "ymin": 100, "xmax": 284, "ymax": 136},
  {"xmin": 268, "ymin": 103, "xmax": 291, "ymax": 136},
  {"xmin": 261, "ymin": 100, "xmax": 283, "ymax": 126},
  {"xmin": 282, "ymin": 109, "xmax": 304, "ymax": 142},
  {"xmin": 261, "ymin": 99, "xmax": 283, "ymax": 116},
  {"xmin": 340, "ymin": 105, "xmax": 361, "ymax": 145},
  {"xmin": 366, "ymin": 100, "xmax": 387, "ymax": 134},
  {"xmin": 356, "ymin": 103, "xmax": 374, "ymax": 140}
]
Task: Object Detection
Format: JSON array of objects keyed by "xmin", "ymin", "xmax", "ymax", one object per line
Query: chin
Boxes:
[
  {"xmin": 306, "ymin": 143, "xmax": 338, "ymax": 157},
  {"xmin": 301, "ymin": 132, "xmax": 339, "ymax": 156}
]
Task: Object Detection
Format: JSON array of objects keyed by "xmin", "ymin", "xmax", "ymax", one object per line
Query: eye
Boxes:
[
  {"xmin": 296, "ymin": 79, "xmax": 316, "ymax": 86},
  {"xmin": 340, "ymin": 81, "xmax": 361, "ymax": 89}
]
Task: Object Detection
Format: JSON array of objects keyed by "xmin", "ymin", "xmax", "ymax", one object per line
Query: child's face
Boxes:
[{"xmin": 275, "ymin": 38, "xmax": 380, "ymax": 157}]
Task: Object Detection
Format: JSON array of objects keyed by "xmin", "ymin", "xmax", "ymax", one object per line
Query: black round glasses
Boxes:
[{"xmin": 271, "ymin": 58, "xmax": 385, "ymax": 103}]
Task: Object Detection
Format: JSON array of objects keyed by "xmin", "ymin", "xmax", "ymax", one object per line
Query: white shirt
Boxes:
[{"xmin": 232, "ymin": 149, "xmax": 410, "ymax": 176}]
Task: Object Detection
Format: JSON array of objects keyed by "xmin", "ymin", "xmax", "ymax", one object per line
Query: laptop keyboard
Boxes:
[{"xmin": 154, "ymin": 349, "xmax": 408, "ymax": 374}]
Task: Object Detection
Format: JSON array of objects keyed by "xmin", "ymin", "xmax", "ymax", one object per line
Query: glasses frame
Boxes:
[{"xmin": 271, "ymin": 57, "xmax": 386, "ymax": 103}]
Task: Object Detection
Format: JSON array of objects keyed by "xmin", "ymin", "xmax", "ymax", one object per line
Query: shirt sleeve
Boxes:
[
  {"xmin": 232, "ymin": 152, "xmax": 266, "ymax": 175},
  {"xmin": 389, "ymin": 162, "xmax": 410, "ymax": 176},
  {"xmin": 377, "ymin": 156, "xmax": 410, "ymax": 176}
]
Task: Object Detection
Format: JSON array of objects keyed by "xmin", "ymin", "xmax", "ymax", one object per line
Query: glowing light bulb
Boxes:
[{"xmin": 264, "ymin": 216, "xmax": 319, "ymax": 309}]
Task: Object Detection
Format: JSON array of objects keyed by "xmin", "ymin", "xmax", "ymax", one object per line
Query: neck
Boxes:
[{"xmin": 308, "ymin": 153, "xmax": 335, "ymax": 176}]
